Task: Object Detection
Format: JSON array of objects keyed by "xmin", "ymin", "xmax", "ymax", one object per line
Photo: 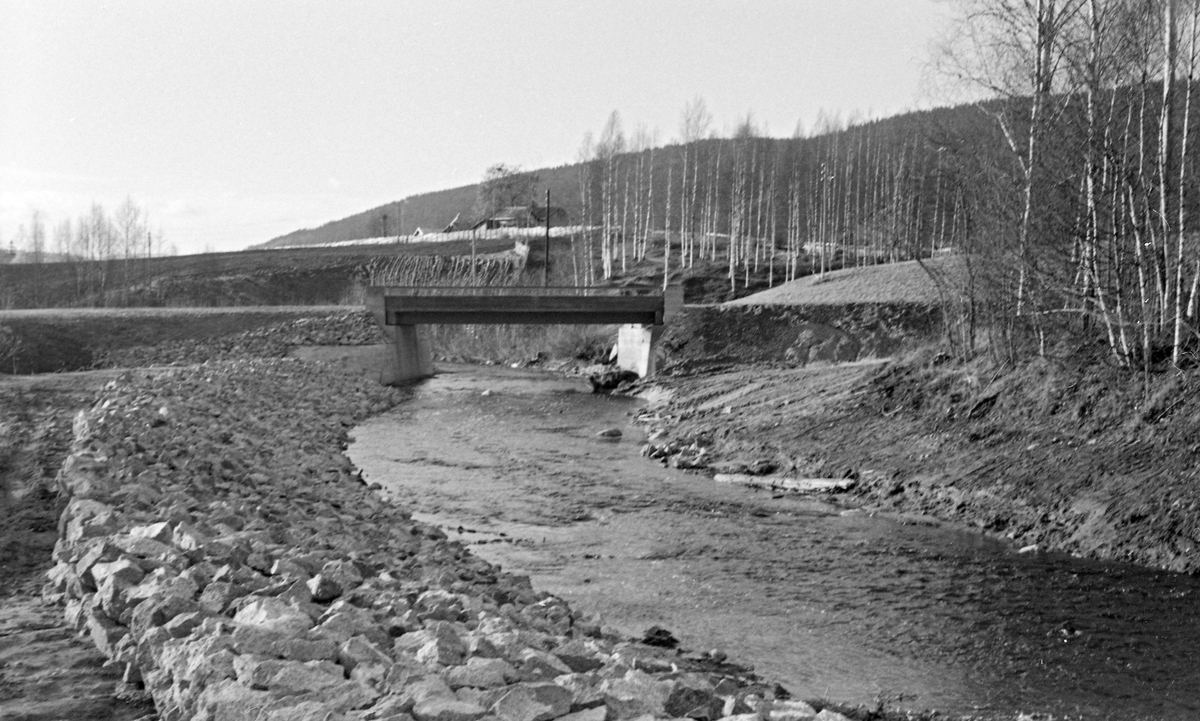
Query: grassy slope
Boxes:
[{"xmin": 725, "ymin": 256, "xmax": 963, "ymax": 306}]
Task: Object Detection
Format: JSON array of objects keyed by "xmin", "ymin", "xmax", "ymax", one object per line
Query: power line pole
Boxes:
[{"xmin": 544, "ymin": 188, "xmax": 551, "ymax": 287}]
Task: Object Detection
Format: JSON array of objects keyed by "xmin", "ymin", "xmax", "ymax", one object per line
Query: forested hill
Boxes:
[{"xmin": 254, "ymin": 100, "xmax": 1006, "ymax": 250}]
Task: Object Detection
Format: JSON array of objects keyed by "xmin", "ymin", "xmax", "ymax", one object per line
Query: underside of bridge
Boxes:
[{"xmin": 366, "ymin": 286, "xmax": 683, "ymax": 384}]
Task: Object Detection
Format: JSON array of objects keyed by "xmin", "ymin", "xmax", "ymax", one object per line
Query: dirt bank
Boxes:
[
  {"xmin": 0, "ymin": 375, "xmax": 158, "ymax": 720},
  {"xmin": 0, "ymin": 307, "xmax": 378, "ymax": 373},
  {"xmin": 637, "ymin": 351, "xmax": 1200, "ymax": 573},
  {"xmin": 659, "ymin": 304, "xmax": 939, "ymax": 370}
]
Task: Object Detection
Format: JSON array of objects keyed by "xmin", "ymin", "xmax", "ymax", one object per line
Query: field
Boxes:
[{"xmin": 0, "ymin": 236, "xmax": 518, "ymax": 310}]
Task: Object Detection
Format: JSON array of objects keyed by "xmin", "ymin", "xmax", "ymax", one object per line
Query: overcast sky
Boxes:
[{"xmin": 1, "ymin": 0, "xmax": 957, "ymax": 255}]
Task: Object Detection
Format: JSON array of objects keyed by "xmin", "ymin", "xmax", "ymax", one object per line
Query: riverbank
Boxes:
[{"xmin": 636, "ymin": 350, "xmax": 1200, "ymax": 573}]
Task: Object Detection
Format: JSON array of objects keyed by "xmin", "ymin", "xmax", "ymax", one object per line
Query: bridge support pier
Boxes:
[
  {"xmin": 378, "ymin": 324, "xmax": 434, "ymax": 385},
  {"xmin": 616, "ymin": 324, "xmax": 663, "ymax": 378},
  {"xmin": 368, "ymin": 289, "xmax": 435, "ymax": 384}
]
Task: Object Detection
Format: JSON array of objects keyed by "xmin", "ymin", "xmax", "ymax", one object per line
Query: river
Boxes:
[{"xmin": 347, "ymin": 364, "xmax": 1200, "ymax": 720}]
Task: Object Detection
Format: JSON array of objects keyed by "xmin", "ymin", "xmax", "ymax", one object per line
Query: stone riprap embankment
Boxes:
[{"xmin": 44, "ymin": 356, "xmax": 841, "ymax": 721}]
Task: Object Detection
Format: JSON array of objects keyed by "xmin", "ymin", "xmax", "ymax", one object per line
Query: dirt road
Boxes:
[{"xmin": 0, "ymin": 375, "xmax": 156, "ymax": 721}]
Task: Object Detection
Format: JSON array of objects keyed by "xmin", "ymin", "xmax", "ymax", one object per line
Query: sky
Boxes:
[{"xmin": 1, "ymin": 0, "xmax": 957, "ymax": 256}]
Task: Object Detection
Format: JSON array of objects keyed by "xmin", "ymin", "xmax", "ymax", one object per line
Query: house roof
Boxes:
[{"xmin": 473, "ymin": 205, "xmax": 570, "ymax": 229}]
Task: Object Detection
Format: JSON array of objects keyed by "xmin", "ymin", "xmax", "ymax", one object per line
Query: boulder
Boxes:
[
  {"xmin": 234, "ymin": 596, "xmax": 316, "ymax": 634},
  {"xmin": 230, "ymin": 624, "xmax": 341, "ymax": 663},
  {"xmin": 411, "ymin": 697, "xmax": 488, "ymax": 721},
  {"xmin": 232, "ymin": 656, "xmax": 346, "ymax": 695},
  {"xmin": 308, "ymin": 573, "xmax": 343, "ymax": 602},
  {"xmin": 491, "ymin": 682, "xmax": 574, "ymax": 721},
  {"xmin": 127, "ymin": 521, "xmax": 174, "ymax": 544},
  {"xmin": 444, "ymin": 656, "xmax": 517, "ymax": 689},
  {"xmin": 599, "ymin": 670, "xmax": 674, "ymax": 720},
  {"xmin": 551, "ymin": 640, "xmax": 605, "ymax": 673},
  {"xmin": 515, "ymin": 648, "xmax": 572, "ymax": 682},
  {"xmin": 90, "ymin": 557, "xmax": 146, "ymax": 590}
]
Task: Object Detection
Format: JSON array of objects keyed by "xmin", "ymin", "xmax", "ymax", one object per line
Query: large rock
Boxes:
[
  {"xmin": 663, "ymin": 676, "xmax": 723, "ymax": 720},
  {"xmin": 85, "ymin": 606, "xmax": 127, "ymax": 659},
  {"xmin": 411, "ymin": 697, "xmax": 488, "ymax": 721},
  {"xmin": 491, "ymin": 682, "xmax": 574, "ymax": 721},
  {"xmin": 340, "ymin": 635, "xmax": 396, "ymax": 686},
  {"xmin": 90, "ymin": 557, "xmax": 145, "ymax": 590},
  {"xmin": 129, "ymin": 593, "xmax": 203, "ymax": 641},
  {"xmin": 515, "ymin": 648, "xmax": 572, "ymax": 682},
  {"xmin": 194, "ymin": 678, "xmax": 273, "ymax": 721},
  {"xmin": 232, "ymin": 656, "xmax": 346, "ymax": 695},
  {"xmin": 599, "ymin": 670, "xmax": 674, "ymax": 720},
  {"xmin": 315, "ymin": 602, "xmax": 389, "ymax": 648},
  {"xmin": 445, "ymin": 656, "xmax": 517, "ymax": 689},
  {"xmin": 234, "ymin": 596, "xmax": 316, "ymax": 634},
  {"xmin": 229, "ymin": 624, "xmax": 340, "ymax": 663},
  {"xmin": 551, "ymin": 640, "xmax": 605, "ymax": 673},
  {"xmin": 402, "ymin": 622, "xmax": 468, "ymax": 667}
]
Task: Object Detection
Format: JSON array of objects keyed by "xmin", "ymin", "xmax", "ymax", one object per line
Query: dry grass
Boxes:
[{"xmin": 725, "ymin": 256, "xmax": 965, "ymax": 306}]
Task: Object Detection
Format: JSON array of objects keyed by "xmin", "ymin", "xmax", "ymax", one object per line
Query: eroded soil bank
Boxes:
[
  {"xmin": 637, "ymin": 354, "xmax": 1200, "ymax": 574},
  {"xmin": 348, "ymin": 365, "xmax": 1200, "ymax": 721}
]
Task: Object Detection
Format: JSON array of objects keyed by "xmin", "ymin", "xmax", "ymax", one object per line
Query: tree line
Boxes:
[
  {"xmin": 569, "ymin": 101, "xmax": 988, "ymax": 294},
  {"xmin": 562, "ymin": 0, "xmax": 1200, "ymax": 372},
  {"xmin": 930, "ymin": 0, "xmax": 1200, "ymax": 370},
  {"xmin": 3, "ymin": 198, "xmax": 174, "ymax": 307}
]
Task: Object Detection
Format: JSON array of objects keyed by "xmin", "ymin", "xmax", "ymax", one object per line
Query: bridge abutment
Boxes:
[
  {"xmin": 616, "ymin": 324, "xmax": 662, "ymax": 378},
  {"xmin": 379, "ymin": 324, "xmax": 434, "ymax": 385}
]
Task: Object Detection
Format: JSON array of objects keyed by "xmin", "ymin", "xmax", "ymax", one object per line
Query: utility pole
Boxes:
[
  {"xmin": 382, "ymin": 213, "xmax": 389, "ymax": 238},
  {"xmin": 544, "ymin": 188, "xmax": 551, "ymax": 287}
]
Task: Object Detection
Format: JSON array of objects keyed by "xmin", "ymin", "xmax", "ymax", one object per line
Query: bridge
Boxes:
[{"xmin": 366, "ymin": 285, "xmax": 683, "ymax": 384}]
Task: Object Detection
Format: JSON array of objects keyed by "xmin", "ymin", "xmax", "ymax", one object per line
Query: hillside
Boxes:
[
  {"xmin": 256, "ymin": 100, "xmax": 1009, "ymax": 253},
  {"xmin": 253, "ymin": 167, "xmax": 585, "ymax": 249}
]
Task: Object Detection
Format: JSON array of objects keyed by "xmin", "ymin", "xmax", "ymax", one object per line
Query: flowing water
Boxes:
[{"xmin": 347, "ymin": 365, "xmax": 1200, "ymax": 720}]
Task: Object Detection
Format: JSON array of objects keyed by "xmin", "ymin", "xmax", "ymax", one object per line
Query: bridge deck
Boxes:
[{"xmin": 370, "ymin": 286, "xmax": 667, "ymax": 326}]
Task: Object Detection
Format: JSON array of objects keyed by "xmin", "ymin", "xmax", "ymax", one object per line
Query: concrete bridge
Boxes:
[{"xmin": 366, "ymin": 285, "xmax": 683, "ymax": 384}]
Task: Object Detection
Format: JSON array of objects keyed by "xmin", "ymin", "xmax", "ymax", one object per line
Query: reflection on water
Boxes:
[{"xmin": 348, "ymin": 365, "xmax": 1200, "ymax": 720}]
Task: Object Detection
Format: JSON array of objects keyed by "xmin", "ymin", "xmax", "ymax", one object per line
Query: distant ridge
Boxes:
[
  {"xmin": 255, "ymin": 101, "xmax": 1006, "ymax": 251},
  {"xmin": 252, "ymin": 166, "xmax": 584, "ymax": 250}
]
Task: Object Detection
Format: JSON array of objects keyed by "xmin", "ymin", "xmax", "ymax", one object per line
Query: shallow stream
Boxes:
[{"xmin": 347, "ymin": 365, "xmax": 1200, "ymax": 720}]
